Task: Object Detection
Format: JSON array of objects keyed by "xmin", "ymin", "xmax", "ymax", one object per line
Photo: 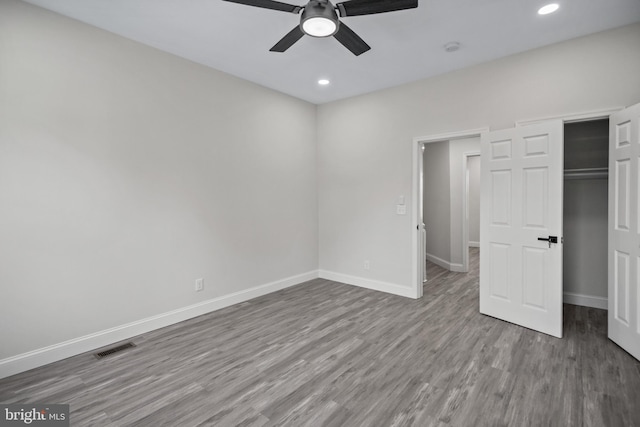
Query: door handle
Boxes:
[{"xmin": 537, "ymin": 236, "xmax": 558, "ymax": 248}]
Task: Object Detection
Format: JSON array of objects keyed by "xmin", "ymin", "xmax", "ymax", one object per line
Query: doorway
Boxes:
[
  {"xmin": 421, "ymin": 138, "xmax": 480, "ymax": 279},
  {"xmin": 421, "ymin": 148, "xmax": 481, "ymax": 296},
  {"xmin": 562, "ymin": 119, "xmax": 609, "ymax": 309},
  {"xmin": 412, "ymin": 128, "xmax": 487, "ymax": 298}
]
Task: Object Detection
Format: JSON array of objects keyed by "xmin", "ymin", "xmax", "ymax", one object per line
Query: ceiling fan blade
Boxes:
[
  {"xmin": 270, "ymin": 26, "xmax": 305, "ymax": 52},
  {"xmin": 333, "ymin": 23, "xmax": 371, "ymax": 56},
  {"xmin": 222, "ymin": 0, "xmax": 302, "ymax": 14},
  {"xmin": 336, "ymin": 0, "xmax": 417, "ymax": 17}
]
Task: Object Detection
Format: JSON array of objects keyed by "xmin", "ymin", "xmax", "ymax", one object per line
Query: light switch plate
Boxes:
[{"xmin": 396, "ymin": 205, "xmax": 407, "ymax": 215}]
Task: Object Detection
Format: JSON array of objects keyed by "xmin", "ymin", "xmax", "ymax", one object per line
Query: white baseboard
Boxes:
[
  {"xmin": 0, "ymin": 270, "xmax": 319, "ymax": 380},
  {"xmin": 563, "ymin": 292, "xmax": 608, "ymax": 310},
  {"xmin": 468, "ymin": 241, "xmax": 480, "ymax": 248},
  {"xmin": 426, "ymin": 253, "xmax": 451, "ymax": 270},
  {"xmin": 319, "ymin": 270, "xmax": 416, "ymax": 299},
  {"xmin": 449, "ymin": 263, "xmax": 465, "ymax": 273},
  {"xmin": 426, "ymin": 253, "xmax": 465, "ymax": 273}
]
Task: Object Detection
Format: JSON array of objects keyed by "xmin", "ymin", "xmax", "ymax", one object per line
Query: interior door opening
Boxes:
[
  {"xmin": 421, "ymin": 138, "xmax": 480, "ymax": 286},
  {"xmin": 412, "ymin": 128, "xmax": 487, "ymax": 298},
  {"xmin": 563, "ymin": 119, "xmax": 609, "ymax": 310}
]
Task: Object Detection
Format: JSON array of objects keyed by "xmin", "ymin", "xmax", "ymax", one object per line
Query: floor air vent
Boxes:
[{"xmin": 94, "ymin": 342, "xmax": 136, "ymax": 359}]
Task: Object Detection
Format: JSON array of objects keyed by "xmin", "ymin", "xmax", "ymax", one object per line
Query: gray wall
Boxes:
[
  {"xmin": 468, "ymin": 156, "xmax": 481, "ymax": 246},
  {"xmin": 563, "ymin": 179, "xmax": 608, "ymax": 298},
  {"xmin": 318, "ymin": 23, "xmax": 640, "ymax": 289},
  {"xmin": 0, "ymin": 0, "xmax": 318, "ymax": 360},
  {"xmin": 422, "ymin": 142, "xmax": 450, "ymax": 263}
]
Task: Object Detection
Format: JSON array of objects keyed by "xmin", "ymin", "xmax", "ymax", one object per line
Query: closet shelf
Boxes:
[{"xmin": 564, "ymin": 167, "xmax": 608, "ymax": 180}]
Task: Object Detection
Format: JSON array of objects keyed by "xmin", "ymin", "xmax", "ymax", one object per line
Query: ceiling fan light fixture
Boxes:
[
  {"xmin": 302, "ymin": 17, "xmax": 337, "ymax": 37},
  {"xmin": 301, "ymin": 1, "xmax": 339, "ymax": 37}
]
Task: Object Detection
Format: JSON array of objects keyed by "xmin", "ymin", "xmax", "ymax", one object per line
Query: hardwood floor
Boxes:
[{"xmin": 2, "ymin": 248, "xmax": 639, "ymax": 426}]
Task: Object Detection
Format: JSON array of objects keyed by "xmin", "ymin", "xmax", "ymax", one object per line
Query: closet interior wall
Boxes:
[{"xmin": 563, "ymin": 119, "xmax": 609, "ymax": 307}]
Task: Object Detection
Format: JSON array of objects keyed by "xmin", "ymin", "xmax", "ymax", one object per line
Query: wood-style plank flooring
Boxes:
[{"xmin": 2, "ymin": 248, "xmax": 640, "ymax": 426}]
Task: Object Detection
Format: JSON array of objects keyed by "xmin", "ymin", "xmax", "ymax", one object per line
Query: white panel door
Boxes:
[
  {"xmin": 609, "ymin": 102, "xmax": 640, "ymax": 361},
  {"xmin": 480, "ymin": 121, "xmax": 564, "ymax": 338}
]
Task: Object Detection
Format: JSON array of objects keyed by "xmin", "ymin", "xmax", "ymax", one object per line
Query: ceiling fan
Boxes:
[{"xmin": 222, "ymin": 0, "xmax": 418, "ymax": 56}]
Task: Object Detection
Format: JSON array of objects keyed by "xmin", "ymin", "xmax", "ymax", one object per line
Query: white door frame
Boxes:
[
  {"xmin": 516, "ymin": 107, "xmax": 623, "ymax": 126},
  {"xmin": 412, "ymin": 128, "xmax": 488, "ymax": 299},
  {"xmin": 462, "ymin": 151, "xmax": 481, "ymax": 272}
]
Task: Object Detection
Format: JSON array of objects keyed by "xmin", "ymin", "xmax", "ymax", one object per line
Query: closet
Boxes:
[
  {"xmin": 563, "ymin": 119, "xmax": 609, "ymax": 308},
  {"xmin": 477, "ymin": 103, "xmax": 639, "ymax": 350}
]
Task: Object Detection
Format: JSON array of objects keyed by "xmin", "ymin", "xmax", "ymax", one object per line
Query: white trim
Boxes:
[
  {"xmin": 468, "ymin": 241, "xmax": 480, "ymax": 248},
  {"xmin": 0, "ymin": 270, "xmax": 319, "ymax": 380},
  {"xmin": 450, "ymin": 263, "xmax": 465, "ymax": 273},
  {"xmin": 412, "ymin": 137, "xmax": 424, "ymax": 298},
  {"xmin": 563, "ymin": 292, "xmax": 608, "ymax": 310},
  {"xmin": 515, "ymin": 107, "xmax": 623, "ymax": 126},
  {"xmin": 425, "ymin": 254, "xmax": 465, "ymax": 273},
  {"xmin": 319, "ymin": 270, "xmax": 416, "ymax": 299},
  {"xmin": 426, "ymin": 253, "xmax": 452, "ymax": 270},
  {"xmin": 414, "ymin": 127, "xmax": 490, "ymax": 144},
  {"xmin": 412, "ymin": 128, "xmax": 488, "ymax": 299}
]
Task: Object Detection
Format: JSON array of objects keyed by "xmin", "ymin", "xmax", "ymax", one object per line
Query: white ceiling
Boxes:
[{"xmin": 22, "ymin": 0, "xmax": 640, "ymax": 104}]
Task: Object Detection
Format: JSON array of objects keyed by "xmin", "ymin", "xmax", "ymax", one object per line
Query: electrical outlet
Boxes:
[
  {"xmin": 364, "ymin": 260, "xmax": 370, "ymax": 270},
  {"xmin": 195, "ymin": 278, "xmax": 204, "ymax": 292}
]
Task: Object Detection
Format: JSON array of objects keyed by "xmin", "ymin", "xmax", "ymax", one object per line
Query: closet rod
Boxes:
[{"xmin": 564, "ymin": 167, "xmax": 608, "ymax": 180}]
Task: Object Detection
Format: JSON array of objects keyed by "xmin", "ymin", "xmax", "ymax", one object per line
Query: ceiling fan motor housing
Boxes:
[{"xmin": 301, "ymin": 0, "xmax": 340, "ymax": 37}]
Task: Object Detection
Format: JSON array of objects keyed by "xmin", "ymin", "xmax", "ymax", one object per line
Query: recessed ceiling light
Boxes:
[
  {"xmin": 538, "ymin": 3, "xmax": 559, "ymax": 15},
  {"xmin": 318, "ymin": 79, "xmax": 330, "ymax": 86}
]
